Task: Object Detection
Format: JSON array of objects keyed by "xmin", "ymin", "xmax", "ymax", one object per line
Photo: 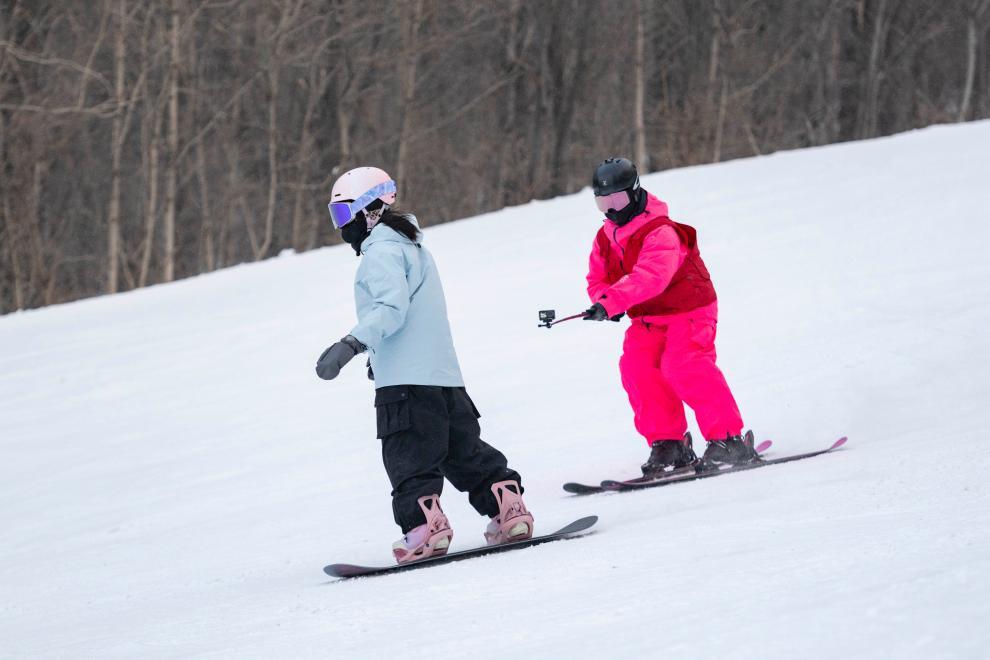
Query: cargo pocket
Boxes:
[
  {"xmin": 374, "ymin": 386, "xmax": 412, "ymax": 439},
  {"xmin": 463, "ymin": 390, "xmax": 482, "ymax": 419}
]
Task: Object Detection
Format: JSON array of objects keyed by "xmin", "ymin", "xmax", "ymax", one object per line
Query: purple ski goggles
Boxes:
[{"xmin": 328, "ymin": 180, "xmax": 397, "ymax": 229}]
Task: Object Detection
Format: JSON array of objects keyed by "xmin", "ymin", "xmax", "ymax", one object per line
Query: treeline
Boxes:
[{"xmin": 1, "ymin": 0, "xmax": 987, "ymax": 313}]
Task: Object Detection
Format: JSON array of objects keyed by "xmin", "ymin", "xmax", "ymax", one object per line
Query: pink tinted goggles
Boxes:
[{"xmin": 595, "ymin": 190, "xmax": 630, "ymax": 213}]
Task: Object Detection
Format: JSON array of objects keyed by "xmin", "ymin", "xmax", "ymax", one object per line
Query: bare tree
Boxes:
[{"xmin": 2, "ymin": 0, "xmax": 989, "ymax": 313}]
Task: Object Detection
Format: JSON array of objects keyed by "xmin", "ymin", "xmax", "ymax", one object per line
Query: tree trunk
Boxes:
[
  {"xmin": 959, "ymin": 15, "xmax": 978, "ymax": 121},
  {"xmin": 707, "ymin": 4, "xmax": 722, "ymax": 163},
  {"xmin": 106, "ymin": 0, "xmax": 125, "ymax": 294},
  {"xmin": 825, "ymin": 11, "xmax": 842, "ymax": 142},
  {"xmin": 221, "ymin": 95, "xmax": 242, "ymax": 267},
  {"xmin": 218, "ymin": 13, "xmax": 245, "ymax": 268},
  {"xmin": 395, "ymin": 0, "xmax": 424, "ymax": 198},
  {"xmin": 188, "ymin": 32, "xmax": 214, "ymax": 272},
  {"xmin": 196, "ymin": 138, "xmax": 213, "ymax": 270},
  {"xmin": 712, "ymin": 78, "xmax": 728, "ymax": 163},
  {"xmin": 139, "ymin": 112, "xmax": 161, "ymax": 288},
  {"xmin": 163, "ymin": 0, "xmax": 180, "ymax": 282},
  {"xmin": 858, "ymin": 0, "xmax": 889, "ymax": 139},
  {"xmin": 495, "ymin": 0, "xmax": 522, "ymax": 207},
  {"xmin": 633, "ymin": 0, "xmax": 649, "ymax": 171},
  {"xmin": 75, "ymin": 5, "xmax": 112, "ymax": 108},
  {"xmin": 291, "ymin": 87, "xmax": 314, "ymax": 252},
  {"xmin": 28, "ymin": 161, "xmax": 48, "ymax": 306},
  {"xmin": 256, "ymin": 60, "xmax": 279, "ymax": 260},
  {"xmin": 1, "ymin": 203, "xmax": 21, "ymax": 311},
  {"xmin": 312, "ymin": 53, "xmax": 354, "ymax": 250},
  {"xmin": 292, "ymin": 66, "xmax": 327, "ymax": 252},
  {"xmin": 547, "ymin": 8, "xmax": 593, "ymax": 196},
  {"xmin": 0, "ymin": 66, "xmax": 25, "ymax": 311}
]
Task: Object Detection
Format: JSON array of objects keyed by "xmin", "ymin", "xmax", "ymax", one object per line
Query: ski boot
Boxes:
[
  {"xmin": 484, "ymin": 480, "xmax": 534, "ymax": 545},
  {"xmin": 392, "ymin": 494, "xmax": 453, "ymax": 564},
  {"xmin": 641, "ymin": 432, "xmax": 698, "ymax": 477},
  {"xmin": 699, "ymin": 430, "xmax": 760, "ymax": 471}
]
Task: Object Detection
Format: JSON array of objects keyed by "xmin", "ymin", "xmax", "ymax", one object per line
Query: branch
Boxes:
[
  {"xmin": 175, "ymin": 68, "xmax": 264, "ymax": 164},
  {"xmin": 0, "ymin": 102, "xmax": 117, "ymax": 117},
  {"xmin": 361, "ymin": 70, "xmax": 523, "ymax": 153},
  {"xmin": 0, "ymin": 40, "xmax": 114, "ymax": 97}
]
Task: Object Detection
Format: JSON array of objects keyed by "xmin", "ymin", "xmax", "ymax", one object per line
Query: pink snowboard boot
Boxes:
[
  {"xmin": 484, "ymin": 480, "xmax": 534, "ymax": 545},
  {"xmin": 392, "ymin": 495, "xmax": 453, "ymax": 564}
]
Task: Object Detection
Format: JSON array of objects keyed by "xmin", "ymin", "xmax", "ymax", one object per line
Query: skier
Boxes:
[
  {"xmin": 316, "ymin": 166, "xmax": 534, "ymax": 564},
  {"xmin": 584, "ymin": 157, "xmax": 758, "ymax": 476}
]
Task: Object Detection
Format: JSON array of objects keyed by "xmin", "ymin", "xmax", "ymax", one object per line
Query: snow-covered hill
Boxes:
[{"xmin": 2, "ymin": 122, "xmax": 989, "ymax": 658}]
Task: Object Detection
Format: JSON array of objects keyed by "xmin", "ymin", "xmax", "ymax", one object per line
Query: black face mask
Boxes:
[
  {"xmin": 605, "ymin": 188, "xmax": 647, "ymax": 227},
  {"xmin": 341, "ymin": 219, "xmax": 370, "ymax": 255}
]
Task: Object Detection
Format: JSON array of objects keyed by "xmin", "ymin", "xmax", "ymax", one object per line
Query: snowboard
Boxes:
[
  {"xmin": 324, "ymin": 515, "xmax": 598, "ymax": 579},
  {"xmin": 564, "ymin": 437, "xmax": 846, "ymax": 495}
]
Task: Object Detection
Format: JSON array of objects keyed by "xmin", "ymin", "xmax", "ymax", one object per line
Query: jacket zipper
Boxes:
[{"xmin": 612, "ymin": 225, "xmax": 629, "ymax": 274}]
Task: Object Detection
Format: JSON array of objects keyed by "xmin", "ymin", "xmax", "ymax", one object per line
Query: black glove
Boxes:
[
  {"xmin": 583, "ymin": 302, "xmax": 609, "ymax": 321},
  {"xmin": 366, "ymin": 358, "xmax": 374, "ymax": 381},
  {"xmin": 609, "ymin": 311, "xmax": 625, "ymax": 322},
  {"xmin": 315, "ymin": 335, "xmax": 366, "ymax": 380}
]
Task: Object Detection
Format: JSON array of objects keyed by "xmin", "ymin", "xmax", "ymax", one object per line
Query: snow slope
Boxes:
[{"xmin": 2, "ymin": 122, "xmax": 990, "ymax": 659}]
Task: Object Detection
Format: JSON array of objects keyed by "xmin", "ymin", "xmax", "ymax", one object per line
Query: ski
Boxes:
[
  {"xmin": 324, "ymin": 515, "xmax": 598, "ymax": 579},
  {"xmin": 562, "ymin": 439, "xmax": 773, "ymax": 495},
  {"xmin": 605, "ymin": 437, "xmax": 847, "ymax": 493},
  {"xmin": 600, "ymin": 439, "xmax": 773, "ymax": 490}
]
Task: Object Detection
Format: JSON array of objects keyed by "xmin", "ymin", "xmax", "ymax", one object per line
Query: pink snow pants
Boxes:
[{"xmin": 619, "ymin": 301, "xmax": 743, "ymax": 445}]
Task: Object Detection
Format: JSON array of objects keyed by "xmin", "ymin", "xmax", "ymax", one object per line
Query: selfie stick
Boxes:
[{"xmin": 538, "ymin": 309, "xmax": 586, "ymax": 329}]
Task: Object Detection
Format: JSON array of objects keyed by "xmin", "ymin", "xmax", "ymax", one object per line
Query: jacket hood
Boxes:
[{"xmin": 628, "ymin": 192, "xmax": 668, "ymax": 226}]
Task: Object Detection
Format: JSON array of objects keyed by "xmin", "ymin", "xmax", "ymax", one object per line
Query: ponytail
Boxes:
[{"xmin": 379, "ymin": 209, "xmax": 421, "ymax": 242}]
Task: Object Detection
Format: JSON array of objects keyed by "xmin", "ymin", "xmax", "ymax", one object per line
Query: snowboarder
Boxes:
[
  {"xmin": 584, "ymin": 157, "xmax": 758, "ymax": 475},
  {"xmin": 316, "ymin": 166, "xmax": 533, "ymax": 564}
]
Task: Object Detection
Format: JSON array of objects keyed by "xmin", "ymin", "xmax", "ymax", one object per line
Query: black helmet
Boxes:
[{"xmin": 593, "ymin": 157, "xmax": 640, "ymax": 196}]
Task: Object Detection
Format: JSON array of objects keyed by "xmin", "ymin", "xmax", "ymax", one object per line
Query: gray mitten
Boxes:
[{"xmin": 315, "ymin": 335, "xmax": 367, "ymax": 380}]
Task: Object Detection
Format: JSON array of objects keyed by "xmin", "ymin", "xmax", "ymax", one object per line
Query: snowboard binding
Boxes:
[{"xmin": 392, "ymin": 495, "xmax": 454, "ymax": 564}]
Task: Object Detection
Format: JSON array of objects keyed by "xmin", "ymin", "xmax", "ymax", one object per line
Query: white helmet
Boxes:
[{"xmin": 328, "ymin": 166, "xmax": 397, "ymax": 229}]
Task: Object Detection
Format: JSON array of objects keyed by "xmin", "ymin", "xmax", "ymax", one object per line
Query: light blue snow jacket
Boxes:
[{"xmin": 348, "ymin": 216, "xmax": 465, "ymax": 388}]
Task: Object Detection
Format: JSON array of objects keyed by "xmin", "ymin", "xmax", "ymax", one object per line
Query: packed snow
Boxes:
[{"xmin": 2, "ymin": 122, "xmax": 989, "ymax": 658}]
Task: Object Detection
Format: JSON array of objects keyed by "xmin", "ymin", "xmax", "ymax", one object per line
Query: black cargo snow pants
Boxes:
[{"xmin": 375, "ymin": 384, "xmax": 522, "ymax": 533}]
